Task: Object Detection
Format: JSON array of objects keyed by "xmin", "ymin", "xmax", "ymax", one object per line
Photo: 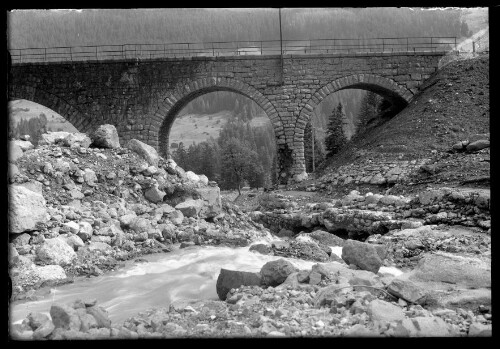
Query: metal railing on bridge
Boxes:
[{"xmin": 10, "ymin": 37, "xmax": 457, "ymax": 64}]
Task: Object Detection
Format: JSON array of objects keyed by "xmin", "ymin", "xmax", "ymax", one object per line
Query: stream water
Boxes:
[{"xmin": 9, "ymin": 242, "xmax": 401, "ymax": 326}]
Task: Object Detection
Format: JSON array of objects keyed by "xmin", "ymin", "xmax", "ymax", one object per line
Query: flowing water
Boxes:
[{"xmin": 9, "ymin": 243, "xmax": 402, "ymax": 326}]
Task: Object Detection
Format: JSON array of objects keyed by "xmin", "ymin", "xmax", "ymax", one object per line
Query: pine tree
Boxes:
[
  {"xmin": 356, "ymin": 91, "xmax": 382, "ymax": 135},
  {"xmin": 325, "ymin": 102, "xmax": 348, "ymax": 157}
]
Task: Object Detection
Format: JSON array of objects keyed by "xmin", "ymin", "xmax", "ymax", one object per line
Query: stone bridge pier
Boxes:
[{"xmin": 9, "ymin": 51, "xmax": 444, "ymax": 183}]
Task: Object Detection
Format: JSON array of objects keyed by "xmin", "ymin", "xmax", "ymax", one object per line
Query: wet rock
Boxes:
[
  {"xmin": 32, "ymin": 319, "xmax": 55, "ymax": 339},
  {"xmin": 50, "ymin": 303, "xmax": 82, "ymax": 331},
  {"xmin": 86, "ymin": 306, "xmax": 112, "ymax": 329},
  {"xmin": 91, "ymin": 124, "xmax": 120, "ymax": 149},
  {"xmin": 260, "ymin": 259, "xmax": 299, "ymax": 287},
  {"xmin": 249, "ymin": 244, "xmax": 273, "ymax": 255},
  {"xmin": 127, "ymin": 139, "xmax": 159, "ymax": 167},
  {"xmin": 79, "ymin": 313, "xmax": 99, "ymax": 332},
  {"xmin": 341, "ymin": 240, "xmax": 387, "ymax": 274},
  {"xmin": 36, "ymin": 237, "xmax": 77, "ymax": 266},
  {"xmin": 216, "ymin": 268, "xmax": 262, "ymax": 300},
  {"xmin": 9, "ymin": 185, "xmax": 48, "ymax": 234}
]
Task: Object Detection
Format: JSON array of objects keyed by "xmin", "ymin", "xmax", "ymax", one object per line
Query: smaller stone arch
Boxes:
[
  {"xmin": 9, "ymin": 84, "xmax": 92, "ymax": 133},
  {"xmin": 147, "ymin": 77, "xmax": 284, "ymax": 159},
  {"xmin": 290, "ymin": 74, "xmax": 413, "ymax": 178}
]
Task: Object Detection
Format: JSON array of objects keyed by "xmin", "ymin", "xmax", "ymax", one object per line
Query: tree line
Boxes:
[
  {"xmin": 8, "ymin": 8, "xmax": 471, "ymax": 49},
  {"xmin": 171, "ymin": 118, "xmax": 276, "ymax": 193}
]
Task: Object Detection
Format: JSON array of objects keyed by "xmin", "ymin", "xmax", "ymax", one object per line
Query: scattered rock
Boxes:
[{"xmin": 216, "ymin": 268, "xmax": 262, "ymax": 300}]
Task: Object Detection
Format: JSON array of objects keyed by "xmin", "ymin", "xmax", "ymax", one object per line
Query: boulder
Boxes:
[
  {"xmin": 18, "ymin": 180, "xmax": 43, "ymax": 195},
  {"xmin": 249, "ymin": 243, "xmax": 273, "ymax": 255},
  {"xmin": 341, "ymin": 240, "xmax": 387, "ymax": 274},
  {"xmin": 91, "ymin": 124, "xmax": 120, "ymax": 149},
  {"xmin": 8, "ymin": 163, "xmax": 20, "ymax": 181},
  {"xmin": 63, "ymin": 234, "xmax": 85, "ymax": 251},
  {"xmin": 61, "ymin": 133, "xmax": 92, "ymax": 148},
  {"xmin": 466, "ymin": 139, "xmax": 489, "ymax": 152},
  {"xmin": 50, "ymin": 303, "xmax": 82, "ymax": 331},
  {"xmin": 394, "ymin": 316, "xmax": 456, "ymax": 337},
  {"xmin": 367, "ymin": 299, "xmax": 405, "ymax": 323},
  {"xmin": 144, "ymin": 186, "xmax": 166, "ymax": 203},
  {"xmin": 39, "ymin": 131, "xmax": 70, "ymax": 145},
  {"xmin": 168, "ymin": 210, "xmax": 184, "ymax": 225},
  {"xmin": 85, "ymin": 306, "xmax": 111, "ymax": 329},
  {"xmin": 195, "ymin": 187, "xmax": 222, "ymax": 218},
  {"xmin": 9, "ymin": 141, "xmax": 24, "ymax": 163},
  {"xmin": 408, "ymin": 252, "xmax": 490, "ymax": 289},
  {"xmin": 309, "ymin": 230, "xmax": 345, "ymax": 247},
  {"xmin": 260, "ymin": 259, "xmax": 299, "ymax": 287},
  {"xmin": 216, "ymin": 268, "xmax": 262, "ymax": 300},
  {"xmin": 468, "ymin": 322, "xmax": 492, "ymax": 337},
  {"xmin": 387, "ymin": 278, "xmax": 427, "ymax": 305},
  {"xmin": 9, "ymin": 185, "xmax": 48, "ymax": 233},
  {"xmin": 185, "ymin": 171, "xmax": 200, "ymax": 183},
  {"xmin": 129, "ymin": 217, "xmax": 154, "ymax": 235},
  {"xmin": 32, "ymin": 264, "xmax": 67, "ymax": 283},
  {"xmin": 198, "ymin": 175, "xmax": 209, "ymax": 186},
  {"xmin": 175, "ymin": 199, "xmax": 205, "ymax": 218},
  {"xmin": 13, "ymin": 139, "xmax": 34, "ymax": 151},
  {"xmin": 127, "ymin": 139, "xmax": 159, "ymax": 167},
  {"xmin": 77, "ymin": 221, "xmax": 93, "ymax": 241},
  {"xmin": 36, "ymin": 237, "xmax": 77, "ymax": 266}
]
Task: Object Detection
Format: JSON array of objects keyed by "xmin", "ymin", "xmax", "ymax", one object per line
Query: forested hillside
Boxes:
[{"xmin": 7, "ymin": 8, "xmax": 472, "ymax": 48}]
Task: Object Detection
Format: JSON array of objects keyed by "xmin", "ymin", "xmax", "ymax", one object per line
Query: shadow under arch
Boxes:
[
  {"xmin": 293, "ymin": 74, "xmax": 413, "ymax": 168},
  {"xmin": 152, "ymin": 77, "xmax": 285, "ymax": 162},
  {"xmin": 8, "ymin": 85, "xmax": 93, "ymax": 133}
]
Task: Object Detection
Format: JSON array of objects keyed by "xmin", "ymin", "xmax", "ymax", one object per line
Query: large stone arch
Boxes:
[
  {"xmin": 8, "ymin": 84, "xmax": 92, "ymax": 133},
  {"xmin": 291, "ymin": 74, "xmax": 413, "ymax": 176},
  {"xmin": 143, "ymin": 76, "xmax": 288, "ymax": 174}
]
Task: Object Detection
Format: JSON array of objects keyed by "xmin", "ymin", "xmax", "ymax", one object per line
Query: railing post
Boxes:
[
  {"xmin": 69, "ymin": 47, "xmax": 72, "ymax": 61},
  {"xmin": 406, "ymin": 38, "xmax": 409, "ymax": 52},
  {"xmin": 382, "ymin": 38, "xmax": 385, "ymax": 53},
  {"xmin": 95, "ymin": 46, "xmax": 98, "ymax": 60},
  {"xmin": 431, "ymin": 37, "xmax": 433, "ymax": 52},
  {"xmin": 261, "ymin": 40, "xmax": 263, "ymax": 55},
  {"xmin": 44, "ymin": 48, "xmax": 47, "ymax": 62},
  {"xmin": 473, "ymin": 41, "xmax": 476, "ymax": 53},
  {"xmin": 122, "ymin": 45, "xmax": 125, "ymax": 59}
]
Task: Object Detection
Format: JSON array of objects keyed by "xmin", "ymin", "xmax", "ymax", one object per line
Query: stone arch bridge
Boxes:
[{"xmin": 9, "ymin": 51, "xmax": 445, "ymax": 182}]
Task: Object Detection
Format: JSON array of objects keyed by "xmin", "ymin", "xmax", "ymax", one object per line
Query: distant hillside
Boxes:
[{"xmin": 8, "ymin": 99, "xmax": 78, "ymax": 133}]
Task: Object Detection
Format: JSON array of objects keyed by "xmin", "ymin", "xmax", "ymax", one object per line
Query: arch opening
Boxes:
[
  {"xmin": 159, "ymin": 85, "xmax": 281, "ymax": 189},
  {"xmin": 297, "ymin": 75, "xmax": 412, "ymax": 175},
  {"xmin": 8, "ymin": 99, "xmax": 79, "ymax": 145}
]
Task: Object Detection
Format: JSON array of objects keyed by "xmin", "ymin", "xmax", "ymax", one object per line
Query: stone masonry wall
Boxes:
[{"xmin": 9, "ymin": 52, "xmax": 444, "ymax": 182}]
